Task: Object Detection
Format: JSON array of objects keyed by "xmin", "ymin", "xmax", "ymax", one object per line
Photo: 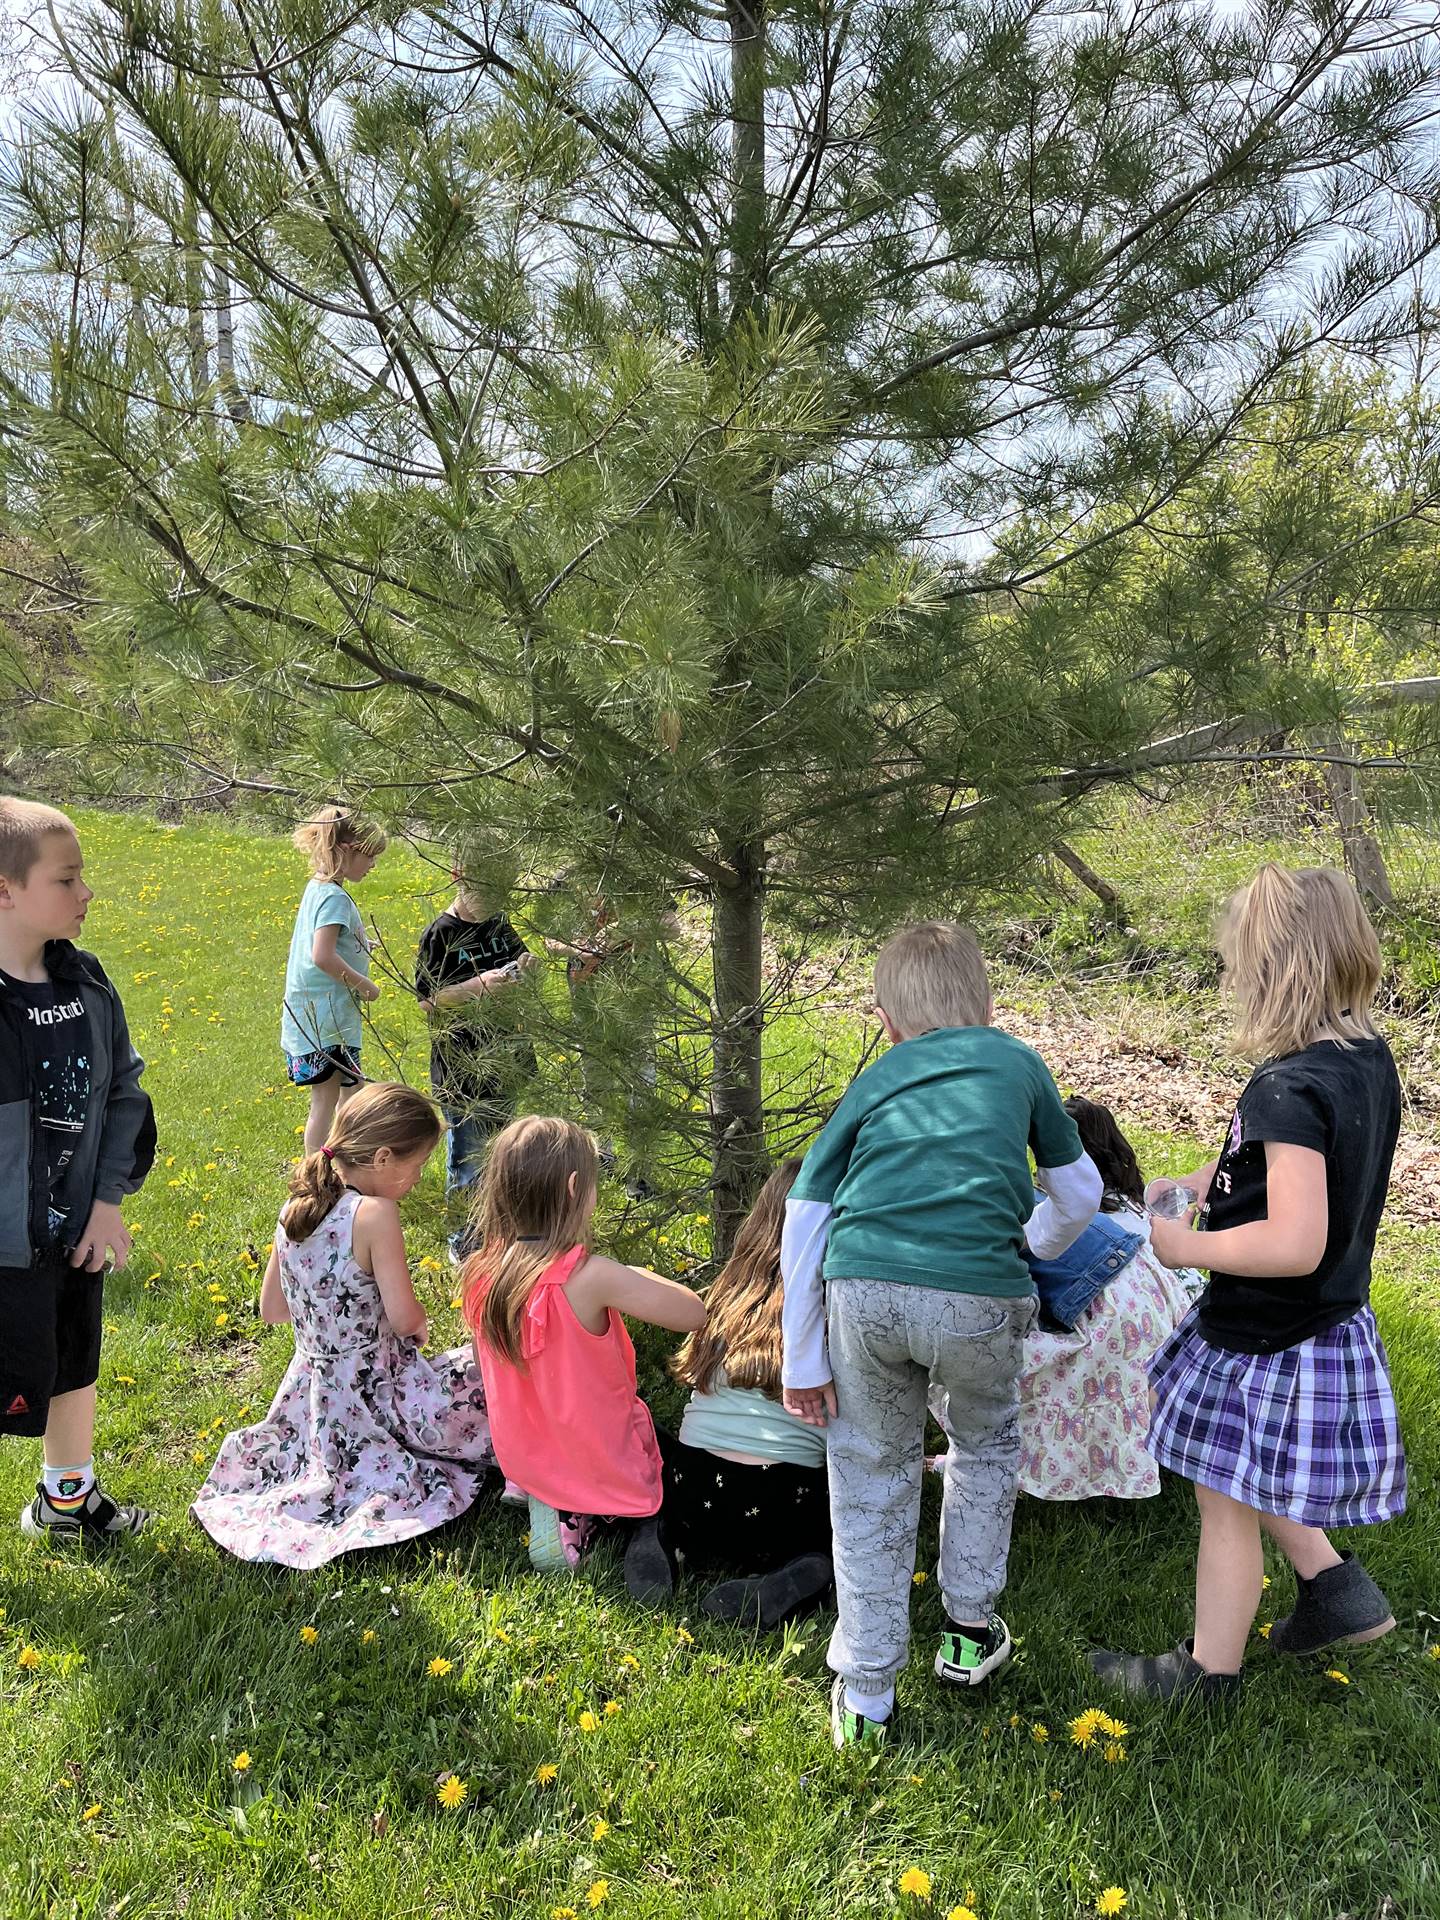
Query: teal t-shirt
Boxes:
[
  {"xmin": 792, "ymin": 1025, "xmax": 1083, "ymax": 1294},
  {"xmin": 281, "ymin": 878, "xmax": 370, "ymax": 1055},
  {"xmin": 678, "ymin": 1376, "xmax": 828, "ymax": 1470}
]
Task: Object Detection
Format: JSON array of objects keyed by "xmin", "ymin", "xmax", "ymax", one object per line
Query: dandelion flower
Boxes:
[
  {"xmin": 1069, "ymin": 1708, "xmax": 1103, "ymax": 1749},
  {"xmin": 1261, "ymin": 1574, "xmax": 1271, "ymax": 1589},
  {"xmin": 299, "ymin": 1625, "xmax": 319, "ymax": 1645},
  {"xmin": 492, "ymin": 1627, "xmax": 511, "ymax": 1644},
  {"xmin": 1031, "ymin": 1723, "xmax": 1049, "ymax": 1744},
  {"xmin": 1096, "ymin": 1712, "xmax": 1128, "ymax": 1739},
  {"xmin": 619, "ymin": 1653, "xmax": 641, "ymax": 1671},
  {"xmin": 362, "ymin": 1629, "xmax": 378, "ymax": 1645},
  {"xmin": 17, "ymin": 1645, "xmax": 41, "ymax": 1670},
  {"xmin": 82, "ymin": 1804, "xmax": 101, "ymax": 1822},
  {"xmin": 427, "ymin": 1656, "xmax": 454, "ymax": 1677},
  {"xmin": 553, "ymin": 1910, "xmax": 578, "ymax": 1919},
  {"xmin": 231, "ymin": 1752, "xmax": 252, "ymax": 1773},
  {"xmin": 1103, "ymin": 1741, "xmax": 1127, "ymax": 1764},
  {"xmin": 1325, "ymin": 1669, "xmax": 1350, "ymax": 1685},
  {"xmin": 586, "ymin": 1880, "xmax": 609, "ymax": 1908},
  {"xmin": 592, "ymin": 1818, "xmax": 611, "ymax": 1841},
  {"xmin": 535, "ymin": 1763, "xmax": 559, "ymax": 1785},
  {"xmin": 436, "ymin": 1775, "xmax": 467, "ymax": 1810},
  {"xmin": 948, "ymin": 1909, "xmax": 980, "ymax": 1920},
  {"xmin": 911, "ymin": 1570, "xmax": 928, "ymax": 1586},
  {"xmin": 676, "ymin": 1626, "xmax": 694, "ymax": 1645},
  {"xmin": 116, "ymin": 1374, "xmax": 136, "ymax": 1386},
  {"xmin": 602, "ymin": 1699, "xmax": 621, "ymax": 1718},
  {"xmin": 1428, "ymin": 1644, "xmax": 1440, "ymax": 1660},
  {"xmin": 1257, "ymin": 1622, "xmax": 1272, "ymax": 1639},
  {"xmin": 578, "ymin": 1710, "xmax": 600, "ymax": 1733},
  {"xmin": 1096, "ymin": 1889, "xmax": 1127, "ymax": 1916},
  {"xmin": 898, "ymin": 1867, "xmax": 933, "ymax": 1898},
  {"xmin": 214, "ymin": 1314, "xmax": 229, "ymax": 1328}
]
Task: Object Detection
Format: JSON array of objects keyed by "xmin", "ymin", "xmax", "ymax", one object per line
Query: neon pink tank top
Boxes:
[{"xmin": 472, "ymin": 1245, "xmax": 662, "ymax": 1519}]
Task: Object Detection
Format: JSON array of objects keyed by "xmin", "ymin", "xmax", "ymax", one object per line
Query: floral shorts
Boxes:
[{"xmin": 284, "ymin": 1046, "xmax": 363, "ymax": 1089}]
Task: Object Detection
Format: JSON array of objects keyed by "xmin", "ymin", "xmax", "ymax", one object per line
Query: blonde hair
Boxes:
[
  {"xmin": 874, "ymin": 920, "xmax": 991, "ymax": 1038},
  {"xmin": 671, "ymin": 1159, "xmax": 800, "ymax": 1400},
  {"xmin": 463, "ymin": 1116, "xmax": 600, "ymax": 1369},
  {"xmin": 293, "ymin": 805, "xmax": 387, "ymax": 881},
  {"xmin": 0, "ymin": 797, "xmax": 76, "ymax": 884},
  {"xmin": 280, "ymin": 1081, "xmax": 441, "ymax": 1240},
  {"xmin": 1219, "ymin": 864, "xmax": 1382, "ymax": 1062}
]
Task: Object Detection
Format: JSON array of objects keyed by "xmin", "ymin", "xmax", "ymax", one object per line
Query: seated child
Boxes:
[
  {"xmin": 463, "ymin": 1115, "xmax": 705, "ymax": 1597},
  {"xmin": 932, "ymin": 1097, "xmax": 1204, "ymax": 1502},
  {"xmin": 192, "ymin": 1083, "xmax": 492, "ymax": 1568},
  {"xmin": 664, "ymin": 1159, "xmax": 833, "ymax": 1628},
  {"xmin": 415, "ymin": 854, "xmax": 538, "ymax": 1256},
  {"xmin": 780, "ymin": 921, "xmax": 1102, "ymax": 1747}
]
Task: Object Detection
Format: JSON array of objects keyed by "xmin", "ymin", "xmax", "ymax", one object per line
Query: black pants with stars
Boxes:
[{"xmin": 656, "ymin": 1431, "xmax": 831, "ymax": 1577}]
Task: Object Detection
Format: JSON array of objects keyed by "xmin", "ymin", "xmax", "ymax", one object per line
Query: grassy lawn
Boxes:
[{"xmin": 2, "ymin": 809, "xmax": 1437, "ymax": 1920}]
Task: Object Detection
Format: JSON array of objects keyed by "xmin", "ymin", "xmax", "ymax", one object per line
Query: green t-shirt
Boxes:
[{"xmin": 791, "ymin": 1024, "xmax": 1083, "ymax": 1294}]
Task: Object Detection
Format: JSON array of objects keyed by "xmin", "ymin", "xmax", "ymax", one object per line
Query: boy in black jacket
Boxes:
[{"xmin": 0, "ymin": 798, "xmax": 156, "ymax": 1539}]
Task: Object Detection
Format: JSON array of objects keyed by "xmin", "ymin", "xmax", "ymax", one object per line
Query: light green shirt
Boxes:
[
  {"xmin": 678, "ymin": 1375, "xmax": 827, "ymax": 1470},
  {"xmin": 281, "ymin": 878, "xmax": 370, "ymax": 1055}
]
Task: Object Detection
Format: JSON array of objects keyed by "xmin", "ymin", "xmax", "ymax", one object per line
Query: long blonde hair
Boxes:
[
  {"xmin": 463, "ymin": 1116, "xmax": 600, "ymax": 1368},
  {"xmin": 293, "ymin": 804, "xmax": 387, "ymax": 881},
  {"xmin": 280, "ymin": 1082, "xmax": 441, "ymax": 1240},
  {"xmin": 671, "ymin": 1159, "xmax": 800, "ymax": 1400},
  {"xmin": 1219, "ymin": 864, "xmax": 1382, "ymax": 1062}
]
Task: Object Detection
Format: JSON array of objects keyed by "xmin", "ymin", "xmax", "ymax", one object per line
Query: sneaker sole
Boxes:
[
  {"xmin": 526, "ymin": 1504, "xmax": 577, "ymax": 1575},
  {"xmin": 934, "ymin": 1625, "xmax": 1012, "ymax": 1688}
]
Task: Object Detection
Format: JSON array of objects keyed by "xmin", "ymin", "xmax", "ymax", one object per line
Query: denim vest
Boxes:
[{"xmin": 1025, "ymin": 1195, "xmax": 1144, "ymax": 1331}]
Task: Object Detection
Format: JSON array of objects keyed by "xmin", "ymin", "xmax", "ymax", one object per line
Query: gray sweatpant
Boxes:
[{"xmin": 825, "ymin": 1277, "xmax": 1036, "ymax": 1696}]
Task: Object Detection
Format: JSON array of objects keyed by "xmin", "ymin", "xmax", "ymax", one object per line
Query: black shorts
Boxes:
[
  {"xmin": 0, "ymin": 1250, "xmax": 105, "ymax": 1439},
  {"xmin": 284, "ymin": 1045, "xmax": 363, "ymax": 1088}
]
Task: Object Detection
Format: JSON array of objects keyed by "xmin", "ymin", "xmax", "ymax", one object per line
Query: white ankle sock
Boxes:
[
  {"xmin": 42, "ymin": 1460, "xmax": 94, "ymax": 1510},
  {"xmin": 844, "ymin": 1684, "xmax": 894, "ymax": 1722}
]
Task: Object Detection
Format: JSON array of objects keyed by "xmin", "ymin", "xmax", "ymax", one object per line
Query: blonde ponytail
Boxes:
[{"xmin": 293, "ymin": 804, "xmax": 387, "ymax": 881}]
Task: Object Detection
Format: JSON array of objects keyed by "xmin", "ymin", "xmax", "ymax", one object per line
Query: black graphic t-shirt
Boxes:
[
  {"xmin": 415, "ymin": 911, "xmax": 531, "ymax": 1104},
  {"xmin": 0, "ymin": 966, "xmax": 92, "ymax": 1243},
  {"xmin": 1196, "ymin": 1034, "xmax": 1401, "ymax": 1354}
]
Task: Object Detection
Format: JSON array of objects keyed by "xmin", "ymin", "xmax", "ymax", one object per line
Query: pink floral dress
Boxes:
[
  {"xmin": 1016, "ymin": 1206, "xmax": 1204, "ymax": 1501},
  {"xmin": 192, "ymin": 1191, "xmax": 493, "ymax": 1568}
]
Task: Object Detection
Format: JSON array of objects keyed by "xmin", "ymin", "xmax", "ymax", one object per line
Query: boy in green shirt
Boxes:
[{"xmin": 780, "ymin": 922, "xmax": 1100, "ymax": 1746}]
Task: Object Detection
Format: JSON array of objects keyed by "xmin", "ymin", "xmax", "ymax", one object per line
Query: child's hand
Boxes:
[
  {"xmin": 69, "ymin": 1201, "xmax": 131, "ymax": 1273},
  {"xmin": 783, "ymin": 1381, "xmax": 838, "ymax": 1427},
  {"xmin": 357, "ymin": 977, "xmax": 381, "ymax": 1003},
  {"xmin": 1148, "ymin": 1210, "xmax": 1198, "ymax": 1270}
]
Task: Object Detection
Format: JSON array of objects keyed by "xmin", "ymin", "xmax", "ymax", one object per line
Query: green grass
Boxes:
[{"xmin": 2, "ymin": 810, "xmax": 1438, "ymax": 1920}]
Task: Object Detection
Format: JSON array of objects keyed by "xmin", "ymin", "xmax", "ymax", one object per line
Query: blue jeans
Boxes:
[{"xmin": 445, "ymin": 1109, "xmax": 490, "ymax": 1196}]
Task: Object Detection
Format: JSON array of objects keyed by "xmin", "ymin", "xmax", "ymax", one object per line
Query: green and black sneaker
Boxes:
[
  {"xmin": 934, "ymin": 1613, "xmax": 1012, "ymax": 1688},
  {"xmin": 830, "ymin": 1676, "xmax": 895, "ymax": 1750}
]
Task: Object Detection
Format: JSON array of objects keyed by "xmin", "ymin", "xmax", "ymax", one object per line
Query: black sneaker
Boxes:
[
  {"xmin": 701, "ymin": 1552, "xmax": 834, "ymax": 1629},
  {"xmin": 622, "ymin": 1517, "xmax": 675, "ymax": 1604},
  {"xmin": 934, "ymin": 1613, "xmax": 1012, "ymax": 1687},
  {"xmin": 21, "ymin": 1480, "xmax": 149, "ymax": 1542},
  {"xmin": 1270, "ymin": 1552, "xmax": 1395, "ymax": 1655},
  {"xmin": 1089, "ymin": 1637, "xmax": 1241, "ymax": 1703}
]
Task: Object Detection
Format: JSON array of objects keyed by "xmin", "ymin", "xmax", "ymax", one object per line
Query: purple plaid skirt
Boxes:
[{"xmin": 1146, "ymin": 1305, "xmax": 1406, "ymax": 1526}]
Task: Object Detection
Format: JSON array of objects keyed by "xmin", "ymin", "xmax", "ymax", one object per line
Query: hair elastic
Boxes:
[{"xmin": 320, "ymin": 1145, "xmax": 334, "ymax": 1161}]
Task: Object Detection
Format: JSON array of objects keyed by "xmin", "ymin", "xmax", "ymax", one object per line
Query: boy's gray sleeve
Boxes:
[{"xmin": 92, "ymin": 987, "xmax": 157, "ymax": 1204}]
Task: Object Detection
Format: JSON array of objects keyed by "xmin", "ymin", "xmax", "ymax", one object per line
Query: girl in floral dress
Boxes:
[{"xmin": 193, "ymin": 1083, "xmax": 492, "ymax": 1568}]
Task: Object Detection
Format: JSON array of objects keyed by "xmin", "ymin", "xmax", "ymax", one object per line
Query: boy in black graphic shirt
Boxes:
[
  {"xmin": 416, "ymin": 860, "xmax": 537, "ymax": 1254},
  {"xmin": 0, "ymin": 798, "xmax": 156, "ymax": 1539}
]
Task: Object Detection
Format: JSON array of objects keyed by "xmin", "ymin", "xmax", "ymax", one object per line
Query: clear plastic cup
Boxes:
[{"xmin": 1145, "ymin": 1179, "xmax": 1198, "ymax": 1219}]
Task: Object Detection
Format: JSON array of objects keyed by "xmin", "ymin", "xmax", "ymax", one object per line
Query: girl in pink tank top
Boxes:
[{"xmin": 463, "ymin": 1116, "xmax": 705, "ymax": 1594}]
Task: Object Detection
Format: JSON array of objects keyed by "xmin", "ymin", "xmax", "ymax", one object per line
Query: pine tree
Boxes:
[{"xmin": 3, "ymin": 0, "xmax": 1439, "ymax": 1239}]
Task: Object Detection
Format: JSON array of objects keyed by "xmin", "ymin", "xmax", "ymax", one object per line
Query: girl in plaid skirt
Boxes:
[{"xmin": 1093, "ymin": 865, "xmax": 1406, "ymax": 1701}]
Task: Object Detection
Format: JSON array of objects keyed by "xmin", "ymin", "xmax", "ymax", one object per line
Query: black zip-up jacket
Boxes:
[{"xmin": 0, "ymin": 941, "xmax": 156, "ymax": 1267}]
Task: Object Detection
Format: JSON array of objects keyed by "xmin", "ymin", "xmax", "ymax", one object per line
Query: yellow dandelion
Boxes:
[
  {"xmin": 1096, "ymin": 1889, "xmax": 1127, "ymax": 1917},
  {"xmin": 535, "ymin": 1763, "xmax": 559, "ymax": 1785},
  {"xmin": 578, "ymin": 1710, "xmax": 600, "ymax": 1733},
  {"xmin": 427, "ymin": 1656, "xmax": 454, "ymax": 1677},
  {"xmin": 82, "ymin": 1804, "xmax": 101, "ymax": 1822},
  {"xmin": 1325, "ymin": 1669, "xmax": 1350, "ymax": 1685},
  {"xmin": 299, "ymin": 1625, "xmax": 319, "ymax": 1645},
  {"xmin": 362, "ymin": 1629, "xmax": 378, "ymax": 1645},
  {"xmin": 592, "ymin": 1818, "xmax": 611, "ymax": 1841},
  {"xmin": 1048, "ymin": 1789, "xmax": 1063, "ymax": 1803},
  {"xmin": 1257, "ymin": 1622, "xmax": 1272, "ymax": 1638},
  {"xmin": 1096, "ymin": 1712, "xmax": 1128, "ymax": 1739},
  {"xmin": 449, "ymin": 1297, "xmax": 463, "ymax": 1311},
  {"xmin": 899, "ymin": 1867, "xmax": 932, "ymax": 1898},
  {"xmin": 586, "ymin": 1881, "xmax": 609, "ymax": 1909},
  {"xmin": 948, "ymin": 1909, "xmax": 979, "ymax": 1920},
  {"xmin": 436, "ymin": 1775, "xmax": 467, "ymax": 1810},
  {"xmin": 214, "ymin": 1314, "xmax": 229, "ymax": 1328},
  {"xmin": 17, "ymin": 1645, "xmax": 41, "ymax": 1670},
  {"xmin": 231, "ymin": 1751, "xmax": 252, "ymax": 1773},
  {"xmin": 676, "ymin": 1626, "xmax": 694, "ymax": 1645},
  {"xmin": 911, "ymin": 1570, "xmax": 928, "ymax": 1586},
  {"xmin": 1031, "ymin": 1723, "xmax": 1049, "ymax": 1743},
  {"xmin": 1008, "ymin": 1712, "xmax": 1020, "ymax": 1728},
  {"xmin": 116, "ymin": 1374, "xmax": 136, "ymax": 1386},
  {"xmin": 1103, "ymin": 1741, "xmax": 1127, "ymax": 1764},
  {"xmin": 493, "ymin": 1627, "xmax": 511, "ymax": 1644},
  {"xmin": 619, "ymin": 1653, "xmax": 641, "ymax": 1671},
  {"xmin": 1261, "ymin": 1574, "xmax": 1272, "ymax": 1589},
  {"xmin": 602, "ymin": 1699, "xmax": 621, "ymax": 1718},
  {"xmin": 1069, "ymin": 1709, "xmax": 1102, "ymax": 1749},
  {"xmin": 1428, "ymin": 1644, "xmax": 1440, "ymax": 1660},
  {"xmin": 553, "ymin": 1910, "xmax": 578, "ymax": 1920}
]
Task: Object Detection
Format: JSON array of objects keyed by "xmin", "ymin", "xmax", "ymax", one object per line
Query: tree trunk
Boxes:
[
  {"xmin": 710, "ymin": 854, "xmax": 767, "ymax": 1256},
  {"xmin": 180, "ymin": 188, "xmax": 211, "ymax": 407},
  {"xmin": 1316, "ymin": 735, "xmax": 1394, "ymax": 907},
  {"xmin": 726, "ymin": 0, "xmax": 766, "ymax": 318},
  {"xmin": 1052, "ymin": 840, "xmax": 1129, "ymax": 923},
  {"xmin": 213, "ymin": 250, "xmax": 251, "ymax": 425}
]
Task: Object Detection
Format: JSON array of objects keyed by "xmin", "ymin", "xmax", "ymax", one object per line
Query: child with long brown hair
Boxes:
[
  {"xmin": 665, "ymin": 1159, "xmax": 834, "ymax": 1628},
  {"xmin": 1094, "ymin": 866, "xmax": 1406, "ymax": 1700},
  {"xmin": 192, "ymin": 1082, "xmax": 492, "ymax": 1567},
  {"xmin": 463, "ymin": 1115, "xmax": 704, "ymax": 1594},
  {"xmin": 283, "ymin": 805, "xmax": 387, "ymax": 1154}
]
